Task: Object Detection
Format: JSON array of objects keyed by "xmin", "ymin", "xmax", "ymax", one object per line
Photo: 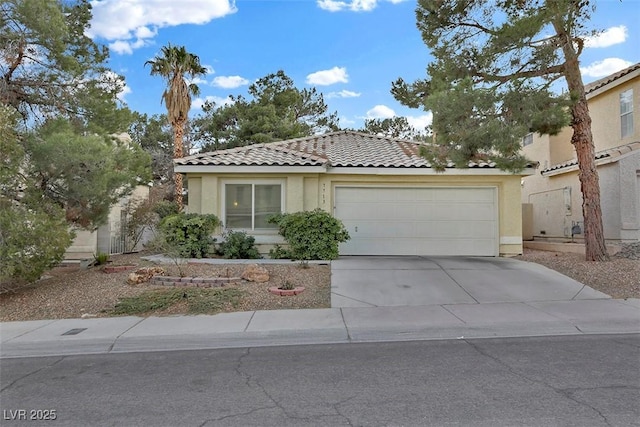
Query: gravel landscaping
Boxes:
[
  {"xmin": 0, "ymin": 246, "xmax": 637, "ymax": 322},
  {"xmin": 515, "ymin": 246, "xmax": 639, "ymax": 299},
  {"xmin": 0, "ymin": 253, "xmax": 331, "ymax": 322}
]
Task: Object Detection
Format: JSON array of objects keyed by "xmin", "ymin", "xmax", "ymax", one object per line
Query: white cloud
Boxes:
[
  {"xmin": 317, "ymin": 0, "xmax": 407, "ymax": 12},
  {"xmin": 110, "ymin": 38, "xmax": 148, "ymax": 55},
  {"xmin": 212, "ymin": 75, "xmax": 249, "ymax": 89},
  {"xmin": 88, "ymin": 0, "xmax": 237, "ymax": 53},
  {"xmin": 134, "ymin": 26, "xmax": 157, "ymax": 39},
  {"xmin": 327, "ymin": 90, "xmax": 361, "ymax": 98},
  {"xmin": 117, "ymin": 84, "xmax": 132, "ymax": 102},
  {"xmin": 581, "ymin": 58, "xmax": 633, "ymax": 78},
  {"xmin": 203, "ymin": 65, "xmax": 215, "ymax": 75},
  {"xmin": 585, "ymin": 25, "xmax": 628, "ymax": 48},
  {"xmin": 406, "ymin": 113, "xmax": 432, "ymax": 131},
  {"xmin": 192, "ymin": 95, "xmax": 234, "ymax": 110},
  {"xmin": 189, "ymin": 76, "xmax": 209, "ymax": 85},
  {"xmin": 366, "ymin": 104, "xmax": 395, "ymax": 119},
  {"xmin": 339, "ymin": 116, "xmax": 356, "ymax": 127},
  {"xmin": 306, "ymin": 66, "xmax": 349, "ymax": 85}
]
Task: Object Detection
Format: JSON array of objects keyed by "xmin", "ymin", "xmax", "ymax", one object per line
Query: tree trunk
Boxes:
[
  {"xmin": 173, "ymin": 120, "xmax": 184, "ymax": 210},
  {"xmin": 555, "ymin": 21, "xmax": 609, "ymax": 261}
]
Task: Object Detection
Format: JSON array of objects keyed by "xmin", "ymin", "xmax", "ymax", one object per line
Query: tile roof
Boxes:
[
  {"xmin": 584, "ymin": 62, "xmax": 639, "ymax": 95},
  {"xmin": 541, "ymin": 141, "xmax": 640, "ymax": 175},
  {"xmin": 176, "ymin": 131, "xmax": 498, "ymax": 169}
]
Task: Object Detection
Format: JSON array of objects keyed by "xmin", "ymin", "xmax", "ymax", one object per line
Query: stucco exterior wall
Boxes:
[
  {"xmin": 619, "ymin": 152, "xmax": 640, "ymax": 240},
  {"xmin": 589, "ymin": 78, "xmax": 640, "ymax": 150},
  {"xmin": 65, "ymin": 185, "xmax": 151, "ymax": 259},
  {"xmin": 521, "ymin": 71, "xmax": 639, "ymax": 242},
  {"xmin": 549, "ymin": 128, "xmax": 575, "ymax": 165},
  {"xmin": 186, "ymin": 172, "xmax": 525, "ymax": 256},
  {"xmin": 522, "ymin": 151, "xmax": 640, "ymax": 242}
]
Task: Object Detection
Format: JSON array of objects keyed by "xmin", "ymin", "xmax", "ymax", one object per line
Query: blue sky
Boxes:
[{"xmin": 88, "ymin": 0, "xmax": 640, "ymax": 131}]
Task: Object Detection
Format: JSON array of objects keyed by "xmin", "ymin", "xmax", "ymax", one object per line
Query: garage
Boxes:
[{"xmin": 334, "ymin": 187, "xmax": 498, "ymax": 256}]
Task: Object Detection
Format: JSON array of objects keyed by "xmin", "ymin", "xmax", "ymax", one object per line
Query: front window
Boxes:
[
  {"xmin": 620, "ymin": 89, "xmax": 633, "ymax": 138},
  {"xmin": 225, "ymin": 183, "xmax": 282, "ymax": 230}
]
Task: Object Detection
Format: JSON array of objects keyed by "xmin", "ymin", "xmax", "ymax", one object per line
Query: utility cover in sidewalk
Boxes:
[{"xmin": 61, "ymin": 328, "xmax": 87, "ymax": 336}]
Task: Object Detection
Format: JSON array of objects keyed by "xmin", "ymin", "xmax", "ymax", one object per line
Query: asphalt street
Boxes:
[{"xmin": 1, "ymin": 334, "xmax": 638, "ymax": 426}]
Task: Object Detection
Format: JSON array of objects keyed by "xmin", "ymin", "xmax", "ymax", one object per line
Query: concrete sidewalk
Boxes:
[{"xmin": 2, "ymin": 298, "xmax": 639, "ymax": 358}]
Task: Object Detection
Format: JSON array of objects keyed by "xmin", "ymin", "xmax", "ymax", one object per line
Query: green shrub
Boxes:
[
  {"xmin": 93, "ymin": 252, "xmax": 110, "ymax": 265},
  {"xmin": 159, "ymin": 213, "xmax": 220, "ymax": 258},
  {"xmin": 218, "ymin": 230, "xmax": 261, "ymax": 259},
  {"xmin": 268, "ymin": 244, "xmax": 291, "ymax": 259},
  {"xmin": 153, "ymin": 200, "xmax": 180, "ymax": 219},
  {"xmin": 268, "ymin": 209, "xmax": 350, "ymax": 260},
  {"xmin": 0, "ymin": 204, "xmax": 73, "ymax": 287}
]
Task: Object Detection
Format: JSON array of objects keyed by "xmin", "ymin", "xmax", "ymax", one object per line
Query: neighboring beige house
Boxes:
[
  {"xmin": 175, "ymin": 131, "xmax": 534, "ymax": 257},
  {"xmin": 521, "ymin": 63, "xmax": 640, "ymax": 242},
  {"xmin": 65, "ymin": 184, "xmax": 151, "ymax": 259},
  {"xmin": 65, "ymin": 132, "xmax": 152, "ymax": 260}
]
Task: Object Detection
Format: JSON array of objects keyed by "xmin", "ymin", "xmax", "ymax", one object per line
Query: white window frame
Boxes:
[
  {"xmin": 620, "ymin": 89, "xmax": 633, "ymax": 138},
  {"xmin": 221, "ymin": 179, "xmax": 285, "ymax": 232},
  {"xmin": 522, "ymin": 133, "xmax": 533, "ymax": 147}
]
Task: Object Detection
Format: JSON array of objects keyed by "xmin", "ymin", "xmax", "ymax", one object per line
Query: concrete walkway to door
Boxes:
[{"xmin": 331, "ymin": 256, "xmax": 611, "ymax": 308}]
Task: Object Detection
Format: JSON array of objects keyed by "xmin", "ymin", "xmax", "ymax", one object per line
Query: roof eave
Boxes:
[
  {"xmin": 174, "ymin": 165, "xmax": 328, "ymax": 174},
  {"xmin": 326, "ymin": 166, "xmax": 536, "ymax": 176}
]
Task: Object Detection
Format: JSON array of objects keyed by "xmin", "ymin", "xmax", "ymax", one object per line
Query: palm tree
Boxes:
[{"xmin": 145, "ymin": 44, "xmax": 206, "ymax": 209}]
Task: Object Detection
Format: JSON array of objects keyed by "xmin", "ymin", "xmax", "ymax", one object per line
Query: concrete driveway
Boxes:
[{"xmin": 331, "ymin": 256, "xmax": 610, "ymax": 307}]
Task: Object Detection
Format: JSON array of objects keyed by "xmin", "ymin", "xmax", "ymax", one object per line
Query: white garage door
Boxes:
[{"xmin": 335, "ymin": 187, "xmax": 498, "ymax": 256}]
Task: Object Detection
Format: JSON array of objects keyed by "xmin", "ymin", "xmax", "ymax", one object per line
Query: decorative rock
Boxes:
[
  {"xmin": 241, "ymin": 264, "xmax": 270, "ymax": 283},
  {"xmin": 127, "ymin": 266, "xmax": 166, "ymax": 285}
]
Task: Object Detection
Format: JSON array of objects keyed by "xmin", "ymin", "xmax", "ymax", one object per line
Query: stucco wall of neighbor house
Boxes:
[
  {"xmin": 523, "ymin": 154, "xmax": 640, "ymax": 242},
  {"xmin": 589, "ymin": 78, "xmax": 640, "ymax": 150},
  {"xmin": 521, "ymin": 72, "xmax": 640, "ymax": 242},
  {"xmin": 523, "ymin": 134, "xmax": 551, "ymax": 171},
  {"xmin": 619, "ymin": 152, "xmax": 640, "ymax": 240},
  {"xmin": 66, "ymin": 229, "xmax": 98, "ymax": 260},
  {"xmin": 598, "ymin": 163, "xmax": 622, "ymax": 240},
  {"xmin": 65, "ymin": 185, "xmax": 151, "ymax": 259},
  {"xmin": 549, "ymin": 128, "xmax": 575, "ymax": 165},
  {"xmin": 523, "ymin": 170, "xmax": 578, "ymax": 239}
]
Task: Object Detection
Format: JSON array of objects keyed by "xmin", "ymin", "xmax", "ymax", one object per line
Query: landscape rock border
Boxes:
[
  {"xmin": 268, "ymin": 286, "xmax": 306, "ymax": 296},
  {"xmin": 150, "ymin": 276, "xmax": 242, "ymax": 288}
]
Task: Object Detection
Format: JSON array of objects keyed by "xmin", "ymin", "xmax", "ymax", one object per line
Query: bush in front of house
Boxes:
[
  {"xmin": 158, "ymin": 213, "xmax": 220, "ymax": 258},
  {"xmin": 217, "ymin": 230, "xmax": 261, "ymax": 259},
  {"xmin": 268, "ymin": 209, "xmax": 350, "ymax": 260},
  {"xmin": 153, "ymin": 200, "xmax": 180, "ymax": 219}
]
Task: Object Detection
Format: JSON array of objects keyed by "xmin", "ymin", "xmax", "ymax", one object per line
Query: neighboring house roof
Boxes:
[
  {"xmin": 541, "ymin": 141, "xmax": 640, "ymax": 176},
  {"xmin": 585, "ymin": 62, "xmax": 640, "ymax": 96},
  {"xmin": 176, "ymin": 131, "xmax": 499, "ymax": 169}
]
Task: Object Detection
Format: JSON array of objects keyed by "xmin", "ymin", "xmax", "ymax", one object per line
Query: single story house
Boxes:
[
  {"xmin": 521, "ymin": 63, "xmax": 640, "ymax": 242},
  {"xmin": 175, "ymin": 131, "xmax": 535, "ymax": 257}
]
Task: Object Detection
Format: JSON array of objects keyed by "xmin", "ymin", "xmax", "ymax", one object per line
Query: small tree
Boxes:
[
  {"xmin": 268, "ymin": 209, "xmax": 350, "ymax": 260},
  {"xmin": 158, "ymin": 213, "xmax": 220, "ymax": 258}
]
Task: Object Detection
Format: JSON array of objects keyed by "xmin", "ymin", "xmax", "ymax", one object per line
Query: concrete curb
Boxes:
[{"xmin": 2, "ymin": 299, "xmax": 638, "ymax": 358}]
